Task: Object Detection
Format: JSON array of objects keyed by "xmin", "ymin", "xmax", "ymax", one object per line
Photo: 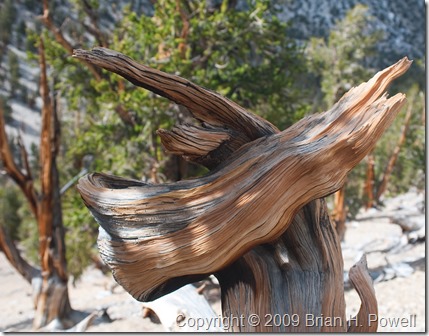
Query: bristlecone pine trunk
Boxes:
[
  {"xmin": 0, "ymin": 38, "xmax": 73, "ymax": 330},
  {"xmin": 74, "ymin": 48, "xmax": 411, "ymax": 332}
]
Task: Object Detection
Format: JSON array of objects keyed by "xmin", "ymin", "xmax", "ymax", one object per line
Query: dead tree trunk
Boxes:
[
  {"xmin": 74, "ymin": 48, "xmax": 411, "ymax": 332},
  {"xmin": 0, "ymin": 38, "xmax": 87, "ymax": 330},
  {"xmin": 32, "ymin": 37, "xmax": 73, "ymax": 330}
]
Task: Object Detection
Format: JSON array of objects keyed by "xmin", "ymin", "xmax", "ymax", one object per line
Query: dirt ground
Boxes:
[{"xmin": 0, "ymin": 190, "xmax": 425, "ymax": 332}]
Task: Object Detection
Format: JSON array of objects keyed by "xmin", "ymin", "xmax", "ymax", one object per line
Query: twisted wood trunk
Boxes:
[
  {"xmin": 215, "ymin": 198, "xmax": 345, "ymax": 332},
  {"xmin": 74, "ymin": 48, "xmax": 410, "ymax": 332}
]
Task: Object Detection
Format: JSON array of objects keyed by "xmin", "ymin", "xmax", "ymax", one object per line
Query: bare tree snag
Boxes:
[
  {"xmin": 74, "ymin": 48, "xmax": 411, "ymax": 332},
  {"xmin": 40, "ymin": 0, "xmax": 101, "ymax": 81},
  {"xmin": 0, "ymin": 38, "xmax": 95, "ymax": 331},
  {"xmin": 33, "ymin": 37, "xmax": 72, "ymax": 330},
  {"xmin": 81, "ymin": 0, "xmax": 109, "ymax": 48}
]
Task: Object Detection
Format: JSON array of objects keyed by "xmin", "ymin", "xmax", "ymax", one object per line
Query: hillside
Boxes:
[
  {"xmin": 0, "ymin": 0, "xmax": 425, "ymax": 150},
  {"xmin": 277, "ymin": 0, "xmax": 425, "ymax": 68}
]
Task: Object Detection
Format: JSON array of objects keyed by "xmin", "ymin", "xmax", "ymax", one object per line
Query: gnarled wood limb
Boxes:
[
  {"xmin": 73, "ymin": 48, "xmax": 279, "ymax": 140},
  {"xmin": 347, "ymin": 255, "xmax": 378, "ymax": 332},
  {"xmin": 75, "ymin": 49, "xmax": 410, "ymax": 303}
]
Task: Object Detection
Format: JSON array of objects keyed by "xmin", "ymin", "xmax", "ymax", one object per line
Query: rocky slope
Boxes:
[{"xmin": 276, "ymin": 0, "xmax": 425, "ymax": 68}]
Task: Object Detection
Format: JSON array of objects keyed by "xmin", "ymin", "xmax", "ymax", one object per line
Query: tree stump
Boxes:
[{"xmin": 73, "ymin": 48, "xmax": 411, "ymax": 332}]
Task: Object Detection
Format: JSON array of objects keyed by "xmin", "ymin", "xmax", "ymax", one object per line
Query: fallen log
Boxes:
[{"xmin": 74, "ymin": 48, "xmax": 411, "ymax": 332}]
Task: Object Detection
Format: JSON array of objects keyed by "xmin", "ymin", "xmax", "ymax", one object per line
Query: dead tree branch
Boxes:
[
  {"xmin": 40, "ymin": 0, "xmax": 101, "ymax": 80},
  {"xmin": 0, "ymin": 106, "xmax": 39, "ymax": 216},
  {"xmin": 39, "ymin": 1, "xmax": 138, "ymax": 127},
  {"xmin": 0, "ymin": 225, "xmax": 40, "ymax": 283}
]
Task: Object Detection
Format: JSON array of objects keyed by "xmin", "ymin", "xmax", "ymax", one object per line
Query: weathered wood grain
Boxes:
[
  {"xmin": 217, "ymin": 198, "xmax": 346, "ymax": 332},
  {"xmin": 75, "ymin": 48, "xmax": 410, "ymax": 306}
]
